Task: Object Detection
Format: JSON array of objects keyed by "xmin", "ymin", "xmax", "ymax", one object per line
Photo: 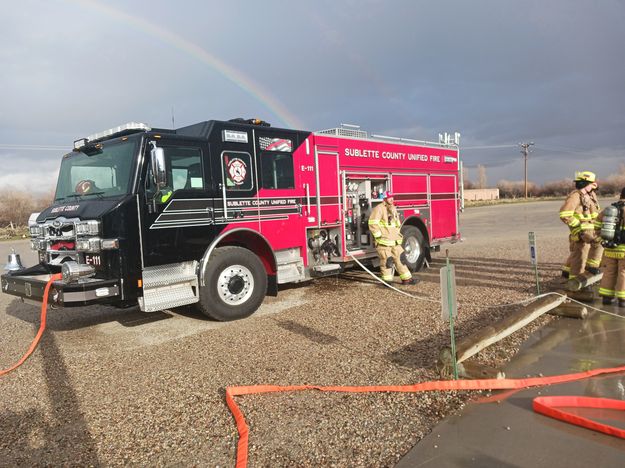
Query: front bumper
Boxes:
[{"xmin": 1, "ymin": 273, "xmax": 120, "ymax": 307}]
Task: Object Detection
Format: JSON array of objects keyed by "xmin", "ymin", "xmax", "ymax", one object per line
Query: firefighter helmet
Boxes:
[
  {"xmin": 575, "ymin": 171, "xmax": 596, "ymax": 183},
  {"xmin": 383, "ymin": 190, "xmax": 394, "ymax": 199}
]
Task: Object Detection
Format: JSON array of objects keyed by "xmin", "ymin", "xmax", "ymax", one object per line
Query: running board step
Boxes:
[
  {"xmin": 139, "ymin": 261, "xmax": 199, "ymax": 312},
  {"xmin": 310, "ymin": 263, "xmax": 342, "ymax": 277}
]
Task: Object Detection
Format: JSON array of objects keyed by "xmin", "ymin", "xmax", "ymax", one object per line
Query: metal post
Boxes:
[
  {"xmin": 528, "ymin": 231, "xmax": 540, "ymax": 295},
  {"xmin": 446, "ymin": 250, "xmax": 458, "ymax": 379},
  {"xmin": 519, "ymin": 142, "xmax": 534, "ymax": 199}
]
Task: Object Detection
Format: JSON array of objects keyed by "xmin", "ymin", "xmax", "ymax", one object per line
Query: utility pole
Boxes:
[{"xmin": 519, "ymin": 142, "xmax": 534, "ymax": 199}]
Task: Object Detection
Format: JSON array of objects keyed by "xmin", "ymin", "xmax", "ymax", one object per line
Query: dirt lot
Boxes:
[{"xmin": 0, "ymin": 200, "xmax": 589, "ymax": 466}]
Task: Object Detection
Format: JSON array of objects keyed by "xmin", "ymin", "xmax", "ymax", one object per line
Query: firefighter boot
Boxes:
[
  {"xmin": 602, "ymin": 297, "xmax": 615, "ymax": 305},
  {"xmin": 402, "ymin": 277, "xmax": 418, "ymax": 285},
  {"xmin": 561, "ymin": 270, "xmax": 570, "ymax": 279},
  {"xmin": 585, "ymin": 266, "xmax": 600, "ymax": 276},
  {"xmin": 619, "ymin": 299, "xmax": 625, "ymax": 308}
]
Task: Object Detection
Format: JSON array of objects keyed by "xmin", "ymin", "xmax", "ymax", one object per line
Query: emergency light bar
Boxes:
[{"xmin": 74, "ymin": 122, "xmax": 151, "ymax": 150}]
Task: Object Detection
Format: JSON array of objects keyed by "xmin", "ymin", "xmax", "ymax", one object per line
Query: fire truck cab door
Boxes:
[{"xmin": 142, "ymin": 139, "xmax": 213, "ymax": 267}]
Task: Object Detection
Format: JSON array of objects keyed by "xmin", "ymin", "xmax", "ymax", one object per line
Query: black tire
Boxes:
[
  {"xmin": 401, "ymin": 225, "xmax": 428, "ymax": 272},
  {"xmin": 196, "ymin": 246, "xmax": 267, "ymax": 321}
]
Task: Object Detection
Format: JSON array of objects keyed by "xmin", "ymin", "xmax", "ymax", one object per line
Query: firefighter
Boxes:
[
  {"xmin": 596, "ymin": 187, "xmax": 625, "ymax": 306},
  {"xmin": 368, "ymin": 191, "xmax": 417, "ymax": 285},
  {"xmin": 559, "ymin": 171, "xmax": 603, "ymax": 280}
]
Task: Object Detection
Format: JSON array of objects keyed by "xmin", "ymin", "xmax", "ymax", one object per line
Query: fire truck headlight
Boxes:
[
  {"xmin": 29, "ymin": 225, "xmax": 42, "ymax": 237},
  {"xmin": 76, "ymin": 238, "xmax": 102, "ymax": 253},
  {"xmin": 75, "ymin": 220, "xmax": 100, "ymax": 236},
  {"xmin": 62, "ymin": 261, "xmax": 95, "ymax": 283},
  {"xmin": 100, "ymin": 239, "xmax": 119, "ymax": 250}
]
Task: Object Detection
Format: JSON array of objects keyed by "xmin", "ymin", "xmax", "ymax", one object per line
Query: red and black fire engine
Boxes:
[{"xmin": 1, "ymin": 119, "xmax": 462, "ymax": 320}]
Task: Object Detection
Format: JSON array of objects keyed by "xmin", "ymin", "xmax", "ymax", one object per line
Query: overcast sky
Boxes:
[{"xmin": 1, "ymin": 0, "xmax": 624, "ymax": 193}]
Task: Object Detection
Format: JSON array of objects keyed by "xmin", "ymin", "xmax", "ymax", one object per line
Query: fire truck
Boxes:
[{"xmin": 1, "ymin": 119, "xmax": 462, "ymax": 321}]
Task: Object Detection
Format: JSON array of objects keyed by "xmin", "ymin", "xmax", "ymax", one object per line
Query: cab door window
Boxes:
[
  {"xmin": 146, "ymin": 145, "xmax": 204, "ymax": 194},
  {"xmin": 260, "ymin": 152, "xmax": 294, "ymax": 189},
  {"xmin": 167, "ymin": 147, "xmax": 204, "ymax": 191}
]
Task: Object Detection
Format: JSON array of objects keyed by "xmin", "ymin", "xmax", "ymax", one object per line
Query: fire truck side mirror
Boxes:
[{"xmin": 149, "ymin": 142, "xmax": 167, "ymax": 190}]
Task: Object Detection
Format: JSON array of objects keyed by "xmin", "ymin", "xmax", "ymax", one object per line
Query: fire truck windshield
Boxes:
[{"xmin": 54, "ymin": 138, "xmax": 139, "ymax": 201}]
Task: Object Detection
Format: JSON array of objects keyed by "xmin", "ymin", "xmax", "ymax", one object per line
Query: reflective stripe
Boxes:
[
  {"xmin": 160, "ymin": 190, "xmax": 173, "ymax": 204},
  {"xmin": 586, "ymin": 258, "xmax": 601, "ymax": 267},
  {"xmin": 594, "ymin": 221, "xmax": 603, "ymax": 228},
  {"xmin": 374, "ymin": 220, "xmax": 401, "ymax": 228},
  {"xmin": 571, "ymin": 226, "xmax": 582, "ymax": 235},
  {"xmin": 591, "ymin": 212, "xmax": 599, "ymax": 218},
  {"xmin": 377, "ymin": 239, "xmax": 396, "ymax": 247},
  {"xmin": 381, "ymin": 275, "xmax": 393, "ymax": 281},
  {"xmin": 560, "ymin": 210, "xmax": 575, "ymax": 217},
  {"xmin": 568, "ymin": 218, "xmax": 581, "ymax": 227},
  {"xmin": 368, "ymin": 219, "xmax": 380, "ymax": 225},
  {"xmin": 599, "ymin": 287, "xmax": 615, "ymax": 296},
  {"xmin": 561, "ymin": 266, "xmax": 571, "ymax": 272},
  {"xmin": 372, "ymin": 231, "xmax": 382, "ymax": 238},
  {"xmin": 399, "ymin": 272, "xmax": 412, "ymax": 280},
  {"xmin": 605, "ymin": 251, "xmax": 625, "ymax": 259},
  {"xmin": 617, "ymin": 291, "xmax": 625, "ymax": 299},
  {"xmin": 580, "ymin": 224, "xmax": 594, "ymax": 230}
]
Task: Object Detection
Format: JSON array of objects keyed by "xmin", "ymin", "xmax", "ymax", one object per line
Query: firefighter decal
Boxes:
[{"xmin": 227, "ymin": 157, "xmax": 247, "ymax": 185}]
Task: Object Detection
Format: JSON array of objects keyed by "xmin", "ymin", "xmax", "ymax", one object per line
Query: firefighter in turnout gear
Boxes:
[
  {"xmin": 368, "ymin": 191, "xmax": 417, "ymax": 285},
  {"xmin": 596, "ymin": 187, "xmax": 625, "ymax": 307},
  {"xmin": 559, "ymin": 171, "xmax": 603, "ymax": 280}
]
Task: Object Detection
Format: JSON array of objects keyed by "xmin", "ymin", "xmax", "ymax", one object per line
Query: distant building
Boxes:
[{"xmin": 464, "ymin": 188, "xmax": 500, "ymax": 201}]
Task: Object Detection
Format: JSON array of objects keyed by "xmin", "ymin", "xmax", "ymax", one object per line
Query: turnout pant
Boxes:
[
  {"xmin": 599, "ymin": 257, "xmax": 625, "ymax": 299},
  {"xmin": 562, "ymin": 242, "xmax": 589, "ymax": 276},
  {"xmin": 567, "ymin": 238, "xmax": 603, "ymax": 278},
  {"xmin": 376, "ymin": 244, "xmax": 412, "ymax": 282}
]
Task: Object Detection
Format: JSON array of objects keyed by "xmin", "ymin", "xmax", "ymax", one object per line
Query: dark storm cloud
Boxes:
[{"xmin": 1, "ymin": 0, "xmax": 624, "ymax": 192}]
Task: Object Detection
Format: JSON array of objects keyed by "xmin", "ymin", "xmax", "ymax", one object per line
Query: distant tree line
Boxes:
[
  {"xmin": 465, "ymin": 164, "xmax": 625, "ymax": 198},
  {"xmin": 0, "ymin": 191, "xmax": 54, "ymax": 227}
]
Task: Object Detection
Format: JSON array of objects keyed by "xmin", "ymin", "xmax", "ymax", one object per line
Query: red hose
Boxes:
[
  {"xmin": 0, "ymin": 273, "xmax": 62, "ymax": 376},
  {"xmin": 226, "ymin": 364, "xmax": 625, "ymax": 468},
  {"xmin": 533, "ymin": 396, "xmax": 625, "ymax": 439}
]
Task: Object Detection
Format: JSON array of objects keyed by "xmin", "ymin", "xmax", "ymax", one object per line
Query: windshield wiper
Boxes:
[
  {"xmin": 80, "ymin": 191, "xmax": 106, "ymax": 199},
  {"xmin": 55, "ymin": 193, "xmax": 83, "ymax": 202}
]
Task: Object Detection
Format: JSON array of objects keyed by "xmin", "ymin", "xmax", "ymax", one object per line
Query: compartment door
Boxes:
[
  {"xmin": 315, "ymin": 149, "xmax": 341, "ymax": 226},
  {"xmin": 429, "ymin": 174, "xmax": 459, "ymax": 240}
]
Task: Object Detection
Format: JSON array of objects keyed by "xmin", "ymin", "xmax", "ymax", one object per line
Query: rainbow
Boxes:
[{"xmin": 71, "ymin": 0, "xmax": 305, "ymax": 129}]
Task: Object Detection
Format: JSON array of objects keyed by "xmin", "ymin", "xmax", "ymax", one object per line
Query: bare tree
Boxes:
[
  {"xmin": 477, "ymin": 165, "xmax": 487, "ymax": 189},
  {"xmin": 462, "ymin": 166, "xmax": 475, "ymax": 189},
  {"xmin": 0, "ymin": 190, "xmax": 53, "ymax": 227}
]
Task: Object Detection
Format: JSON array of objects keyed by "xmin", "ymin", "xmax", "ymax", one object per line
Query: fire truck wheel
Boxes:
[
  {"xmin": 401, "ymin": 226, "xmax": 427, "ymax": 272},
  {"xmin": 198, "ymin": 246, "xmax": 267, "ymax": 321}
]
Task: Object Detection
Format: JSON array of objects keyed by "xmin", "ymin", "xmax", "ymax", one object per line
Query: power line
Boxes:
[
  {"xmin": 462, "ymin": 144, "xmax": 518, "ymax": 150},
  {"xmin": 0, "ymin": 144, "xmax": 66, "ymax": 151}
]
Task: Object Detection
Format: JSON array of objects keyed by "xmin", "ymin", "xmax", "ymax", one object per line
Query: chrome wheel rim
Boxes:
[
  {"xmin": 404, "ymin": 236, "xmax": 421, "ymax": 264},
  {"xmin": 217, "ymin": 265, "xmax": 254, "ymax": 305}
]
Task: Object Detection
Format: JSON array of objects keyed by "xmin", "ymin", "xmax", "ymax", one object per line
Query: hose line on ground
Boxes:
[{"xmin": 0, "ymin": 273, "xmax": 62, "ymax": 377}]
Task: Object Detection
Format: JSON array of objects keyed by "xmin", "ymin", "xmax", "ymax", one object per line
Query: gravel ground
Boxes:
[{"xmin": 0, "ymin": 205, "xmax": 571, "ymax": 467}]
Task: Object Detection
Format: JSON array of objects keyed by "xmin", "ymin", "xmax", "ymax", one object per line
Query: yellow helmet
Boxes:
[{"xmin": 575, "ymin": 171, "xmax": 596, "ymax": 183}]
